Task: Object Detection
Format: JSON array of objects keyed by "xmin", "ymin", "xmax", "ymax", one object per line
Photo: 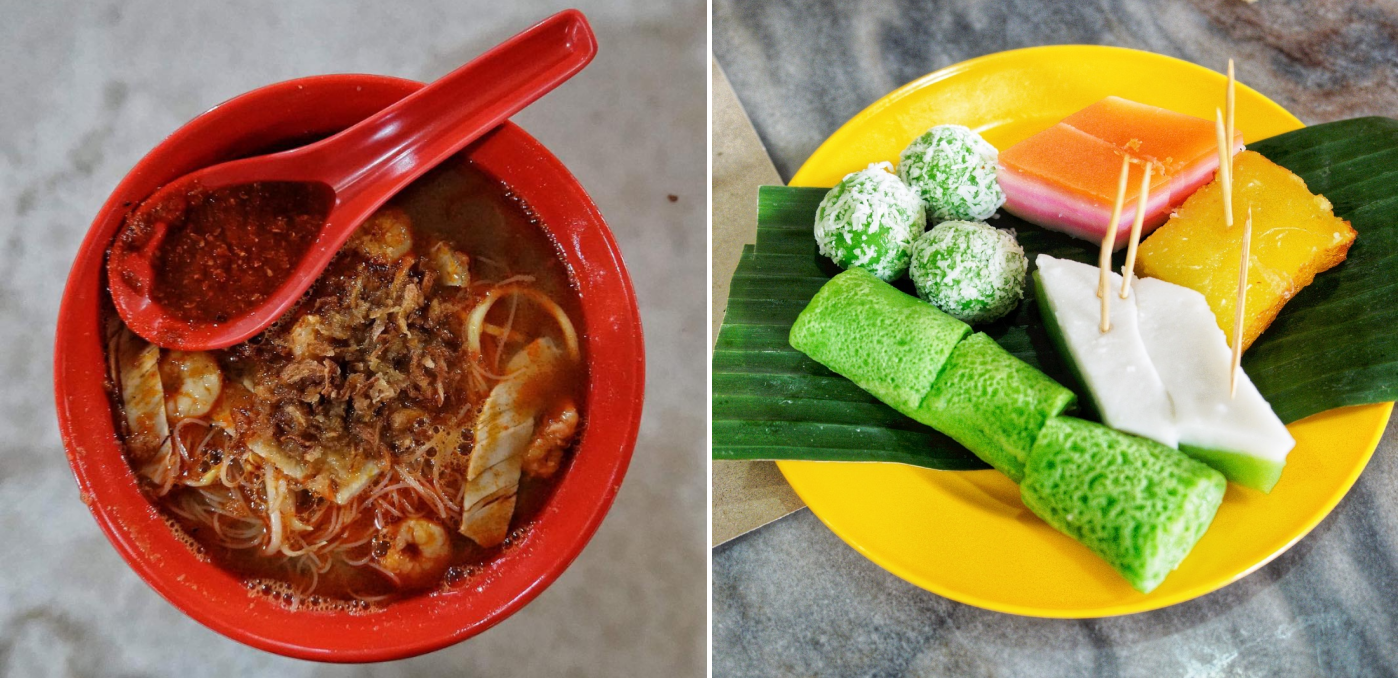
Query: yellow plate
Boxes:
[{"xmin": 781, "ymin": 45, "xmax": 1394, "ymax": 618}]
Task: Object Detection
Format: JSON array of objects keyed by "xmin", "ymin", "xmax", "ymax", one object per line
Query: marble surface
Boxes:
[
  {"xmin": 0, "ymin": 0, "xmax": 705, "ymax": 675},
  {"xmin": 716, "ymin": 0, "xmax": 1398, "ymax": 180},
  {"xmin": 713, "ymin": 0, "xmax": 1398, "ymax": 675}
]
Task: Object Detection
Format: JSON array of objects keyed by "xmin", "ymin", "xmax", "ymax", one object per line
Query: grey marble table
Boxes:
[
  {"xmin": 0, "ymin": 1, "xmax": 705, "ymax": 676},
  {"xmin": 713, "ymin": 1, "xmax": 1398, "ymax": 675}
]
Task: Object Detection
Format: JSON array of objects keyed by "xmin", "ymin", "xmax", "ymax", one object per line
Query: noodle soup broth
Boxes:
[{"xmin": 106, "ymin": 159, "xmax": 586, "ymax": 609}]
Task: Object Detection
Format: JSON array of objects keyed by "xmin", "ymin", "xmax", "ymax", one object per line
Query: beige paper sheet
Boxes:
[{"xmin": 711, "ymin": 59, "xmax": 806, "ymax": 547}]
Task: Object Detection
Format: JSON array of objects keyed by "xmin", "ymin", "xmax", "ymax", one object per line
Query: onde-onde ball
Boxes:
[
  {"xmin": 813, "ymin": 164, "xmax": 926, "ymax": 282},
  {"xmin": 909, "ymin": 220, "xmax": 1026, "ymax": 324},
  {"xmin": 898, "ymin": 124, "xmax": 1005, "ymax": 223}
]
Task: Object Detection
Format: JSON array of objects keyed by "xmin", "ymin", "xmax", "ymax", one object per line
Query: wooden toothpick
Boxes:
[
  {"xmin": 1230, "ymin": 205, "xmax": 1253, "ymax": 398},
  {"xmin": 1099, "ymin": 154, "xmax": 1132, "ymax": 332},
  {"xmin": 1120, "ymin": 161, "xmax": 1154, "ymax": 298},
  {"xmin": 1215, "ymin": 108, "xmax": 1234, "ymax": 228},
  {"xmin": 1227, "ymin": 59, "xmax": 1237, "ymax": 182}
]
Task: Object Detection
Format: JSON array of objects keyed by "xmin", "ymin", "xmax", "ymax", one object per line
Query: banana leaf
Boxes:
[
  {"xmin": 712, "ymin": 117, "xmax": 1398, "ymax": 468},
  {"xmin": 1239, "ymin": 117, "xmax": 1398, "ymax": 423}
]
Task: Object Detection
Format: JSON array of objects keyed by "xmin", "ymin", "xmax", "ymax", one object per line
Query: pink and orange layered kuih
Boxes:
[{"xmin": 998, "ymin": 96, "xmax": 1244, "ymax": 249}]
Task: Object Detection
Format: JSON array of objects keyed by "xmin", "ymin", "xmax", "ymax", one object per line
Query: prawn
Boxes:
[
  {"xmin": 375, "ymin": 517, "xmax": 451, "ymax": 588},
  {"xmin": 287, "ymin": 314, "xmax": 333, "ymax": 360},
  {"xmin": 159, "ymin": 350, "xmax": 223, "ymax": 419},
  {"xmin": 352, "ymin": 207, "xmax": 413, "ymax": 263},
  {"xmin": 522, "ymin": 399, "xmax": 578, "ymax": 479},
  {"xmin": 427, "ymin": 241, "xmax": 471, "ymax": 287}
]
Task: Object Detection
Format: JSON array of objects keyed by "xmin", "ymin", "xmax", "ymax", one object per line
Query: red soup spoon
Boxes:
[{"xmin": 107, "ymin": 9, "xmax": 596, "ymax": 350}]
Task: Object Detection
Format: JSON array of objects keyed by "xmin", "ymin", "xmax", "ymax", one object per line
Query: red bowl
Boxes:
[{"xmin": 53, "ymin": 74, "xmax": 644, "ymax": 661}]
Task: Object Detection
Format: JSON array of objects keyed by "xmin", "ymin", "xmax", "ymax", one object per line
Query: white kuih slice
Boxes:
[
  {"xmin": 1133, "ymin": 277, "xmax": 1295, "ymax": 493},
  {"xmin": 1032, "ymin": 255, "xmax": 1177, "ymax": 447}
]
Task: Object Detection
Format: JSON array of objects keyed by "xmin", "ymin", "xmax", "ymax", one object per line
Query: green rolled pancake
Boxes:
[
  {"xmin": 789, "ymin": 267, "xmax": 970, "ymax": 416},
  {"xmin": 1020, "ymin": 416, "xmax": 1226, "ymax": 593},
  {"xmin": 911, "ymin": 333, "xmax": 1076, "ymax": 482}
]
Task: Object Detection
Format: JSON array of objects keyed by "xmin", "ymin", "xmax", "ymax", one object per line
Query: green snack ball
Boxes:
[
  {"xmin": 909, "ymin": 221, "xmax": 1027, "ymax": 324},
  {"xmin": 789, "ymin": 267, "xmax": 970, "ymax": 415},
  {"xmin": 911, "ymin": 333, "xmax": 1076, "ymax": 482},
  {"xmin": 1020, "ymin": 416, "xmax": 1227, "ymax": 594},
  {"xmin": 897, "ymin": 124, "xmax": 1005, "ymax": 222},
  {"xmin": 813, "ymin": 164, "xmax": 926, "ymax": 282}
]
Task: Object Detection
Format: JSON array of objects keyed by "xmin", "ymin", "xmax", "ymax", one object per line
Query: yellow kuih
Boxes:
[{"xmin": 1135, "ymin": 150, "xmax": 1357, "ymax": 351}]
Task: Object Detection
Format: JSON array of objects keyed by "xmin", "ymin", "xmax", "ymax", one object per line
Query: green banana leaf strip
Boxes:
[{"xmin": 713, "ymin": 117, "xmax": 1398, "ymax": 467}]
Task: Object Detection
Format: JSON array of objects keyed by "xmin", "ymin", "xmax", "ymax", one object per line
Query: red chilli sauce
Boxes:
[{"xmin": 118, "ymin": 181, "xmax": 332, "ymax": 324}]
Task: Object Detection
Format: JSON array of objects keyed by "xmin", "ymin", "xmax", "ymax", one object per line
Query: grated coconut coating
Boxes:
[
  {"xmin": 813, "ymin": 163, "xmax": 926, "ymax": 282},
  {"xmin": 910, "ymin": 220, "xmax": 1026, "ymax": 324},
  {"xmin": 898, "ymin": 124, "xmax": 1005, "ymax": 222}
]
